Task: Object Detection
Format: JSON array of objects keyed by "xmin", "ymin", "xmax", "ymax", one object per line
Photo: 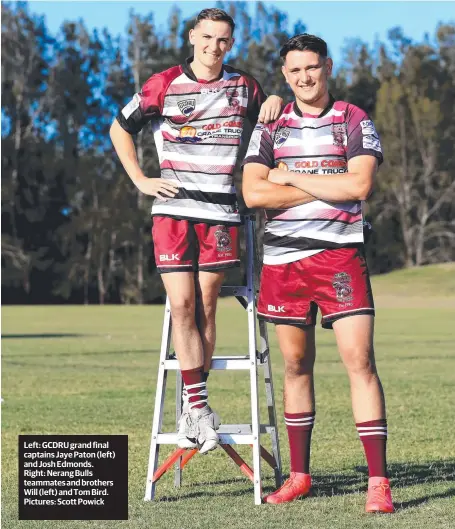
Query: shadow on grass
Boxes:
[
  {"xmin": 307, "ymin": 459, "xmax": 455, "ymax": 509},
  {"xmin": 155, "ymin": 460, "xmax": 455, "ymax": 505}
]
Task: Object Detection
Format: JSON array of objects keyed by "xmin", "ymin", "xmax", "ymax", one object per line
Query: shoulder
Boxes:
[
  {"xmin": 333, "ymin": 100, "xmax": 369, "ymax": 121},
  {"xmin": 223, "ymin": 64, "xmax": 263, "ymax": 88},
  {"xmin": 141, "ymin": 65, "xmax": 183, "ymax": 94}
]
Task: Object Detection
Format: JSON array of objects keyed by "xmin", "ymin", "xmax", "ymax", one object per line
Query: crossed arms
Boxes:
[{"xmin": 242, "ymin": 155, "xmax": 378, "ymax": 209}]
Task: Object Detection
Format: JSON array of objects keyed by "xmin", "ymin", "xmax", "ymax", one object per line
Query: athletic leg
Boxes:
[
  {"xmin": 334, "ymin": 314, "xmax": 393, "ymax": 512},
  {"xmin": 264, "ymin": 324, "xmax": 315, "ymax": 504}
]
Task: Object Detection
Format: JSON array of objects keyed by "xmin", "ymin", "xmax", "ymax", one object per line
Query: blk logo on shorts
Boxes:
[
  {"xmin": 268, "ymin": 304, "xmax": 285, "ymax": 313},
  {"xmin": 159, "ymin": 254, "xmax": 179, "ymax": 262}
]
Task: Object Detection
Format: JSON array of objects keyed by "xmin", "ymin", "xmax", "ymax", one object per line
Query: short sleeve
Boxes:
[
  {"xmin": 116, "ymin": 74, "xmax": 167, "ymax": 135},
  {"xmin": 346, "ymin": 105, "xmax": 383, "ymax": 165},
  {"xmin": 242, "ymin": 124, "xmax": 275, "ymax": 169}
]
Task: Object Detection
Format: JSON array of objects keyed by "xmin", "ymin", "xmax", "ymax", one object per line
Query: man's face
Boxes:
[
  {"xmin": 189, "ymin": 19, "xmax": 234, "ymax": 69},
  {"xmin": 282, "ymin": 50, "xmax": 333, "ymax": 106}
]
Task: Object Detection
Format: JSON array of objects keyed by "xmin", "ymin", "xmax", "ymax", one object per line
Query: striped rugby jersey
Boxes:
[
  {"xmin": 243, "ymin": 97, "xmax": 383, "ymax": 265},
  {"xmin": 116, "ymin": 58, "xmax": 265, "ymax": 225}
]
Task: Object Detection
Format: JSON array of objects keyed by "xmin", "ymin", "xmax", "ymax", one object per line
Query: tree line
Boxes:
[{"xmin": 2, "ymin": 1, "xmax": 454, "ymax": 304}]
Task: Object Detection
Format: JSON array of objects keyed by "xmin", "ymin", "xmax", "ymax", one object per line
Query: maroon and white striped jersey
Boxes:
[
  {"xmin": 116, "ymin": 59, "xmax": 266, "ymax": 224},
  {"xmin": 243, "ymin": 98, "xmax": 383, "ymax": 265}
]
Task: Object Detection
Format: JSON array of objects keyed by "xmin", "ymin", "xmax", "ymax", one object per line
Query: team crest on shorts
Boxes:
[
  {"xmin": 332, "ymin": 123, "xmax": 347, "ymax": 147},
  {"xmin": 177, "ymin": 99, "xmax": 196, "ymax": 116},
  {"xmin": 214, "ymin": 227, "xmax": 232, "ymax": 252},
  {"xmin": 332, "ymin": 272, "xmax": 353, "ymax": 304},
  {"xmin": 274, "ymin": 127, "xmax": 291, "ymax": 149}
]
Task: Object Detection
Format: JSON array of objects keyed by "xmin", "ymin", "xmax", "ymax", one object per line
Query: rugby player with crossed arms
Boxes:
[
  {"xmin": 243, "ymin": 34, "xmax": 394, "ymax": 512},
  {"xmin": 110, "ymin": 9, "xmax": 282, "ymax": 455}
]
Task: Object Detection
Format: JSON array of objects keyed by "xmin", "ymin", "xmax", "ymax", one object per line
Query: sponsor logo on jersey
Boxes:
[
  {"xmin": 274, "ymin": 127, "xmax": 291, "ymax": 149},
  {"xmin": 159, "ymin": 254, "xmax": 180, "ymax": 262},
  {"xmin": 177, "ymin": 126, "xmax": 201, "ymax": 143},
  {"xmin": 277, "ymin": 161, "xmax": 289, "ymax": 171},
  {"xmin": 360, "ymin": 120, "xmax": 378, "ymax": 137},
  {"xmin": 332, "ymin": 123, "xmax": 347, "ymax": 147},
  {"xmin": 214, "ymin": 227, "xmax": 232, "ymax": 252},
  {"xmin": 267, "ymin": 304, "xmax": 285, "ymax": 313},
  {"xmin": 332, "ymin": 272, "xmax": 353, "ymax": 304},
  {"xmin": 177, "ymin": 99, "xmax": 196, "ymax": 116},
  {"xmin": 362, "ymin": 135, "xmax": 382, "ymax": 152},
  {"xmin": 226, "ymin": 88, "xmax": 240, "ymax": 108}
]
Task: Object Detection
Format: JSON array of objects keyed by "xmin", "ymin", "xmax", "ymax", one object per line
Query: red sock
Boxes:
[
  {"xmin": 356, "ymin": 419, "xmax": 388, "ymax": 477},
  {"xmin": 285, "ymin": 412, "xmax": 315, "ymax": 474},
  {"xmin": 181, "ymin": 366, "xmax": 206, "ymax": 409}
]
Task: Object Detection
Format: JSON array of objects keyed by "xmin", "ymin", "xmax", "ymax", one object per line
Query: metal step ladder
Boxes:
[{"xmin": 144, "ymin": 215, "xmax": 282, "ymax": 505}]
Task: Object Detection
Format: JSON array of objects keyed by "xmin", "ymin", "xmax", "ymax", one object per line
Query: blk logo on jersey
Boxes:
[
  {"xmin": 268, "ymin": 304, "xmax": 285, "ymax": 313},
  {"xmin": 160, "ymin": 254, "xmax": 180, "ymax": 262},
  {"xmin": 332, "ymin": 123, "xmax": 347, "ymax": 147},
  {"xmin": 177, "ymin": 99, "xmax": 196, "ymax": 116}
]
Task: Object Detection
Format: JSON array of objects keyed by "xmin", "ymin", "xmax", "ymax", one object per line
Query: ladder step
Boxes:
[
  {"xmin": 164, "ymin": 356, "xmax": 254, "ymax": 370},
  {"xmin": 156, "ymin": 424, "xmax": 276, "ymax": 446},
  {"xmin": 157, "ymin": 433, "xmax": 254, "ymax": 445}
]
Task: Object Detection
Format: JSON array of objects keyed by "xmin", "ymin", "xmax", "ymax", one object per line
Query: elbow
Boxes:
[
  {"xmin": 243, "ymin": 191, "xmax": 261, "ymax": 209},
  {"xmin": 357, "ymin": 182, "xmax": 374, "ymax": 201}
]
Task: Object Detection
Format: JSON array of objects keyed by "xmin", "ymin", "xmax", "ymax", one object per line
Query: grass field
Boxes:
[{"xmin": 2, "ymin": 264, "xmax": 455, "ymax": 528}]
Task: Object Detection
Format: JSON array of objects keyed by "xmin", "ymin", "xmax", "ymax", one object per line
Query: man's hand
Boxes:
[
  {"xmin": 135, "ymin": 176, "xmax": 179, "ymax": 200},
  {"xmin": 258, "ymin": 95, "xmax": 283, "ymax": 124},
  {"xmin": 267, "ymin": 168, "xmax": 291, "ymax": 186}
]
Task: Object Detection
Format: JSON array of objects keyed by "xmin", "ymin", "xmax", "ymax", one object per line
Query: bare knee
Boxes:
[
  {"xmin": 170, "ymin": 297, "xmax": 196, "ymax": 325},
  {"xmin": 284, "ymin": 354, "xmax": 314, "ymax": 378},
  {"xmin": 342, "ymin": 347, "xmax": 377, "ymax": 377}
]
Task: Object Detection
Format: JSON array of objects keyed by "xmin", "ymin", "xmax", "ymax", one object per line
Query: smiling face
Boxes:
[
  {"xmin": 189, "ymin": 19, "xmax": 234, "ymax": 72},
  {"xmin": 282, "ymin": 50, "xmax": 333, "ymax": 109}
]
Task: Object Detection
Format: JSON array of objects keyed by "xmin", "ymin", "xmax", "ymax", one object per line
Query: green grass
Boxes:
[
  {"xmin": 372, "ymin": 262, "xmax": 455, "ymax": 297},
  {"xmin": 2, "ymin": 266, "xmax": 455, "ymax": 528}
]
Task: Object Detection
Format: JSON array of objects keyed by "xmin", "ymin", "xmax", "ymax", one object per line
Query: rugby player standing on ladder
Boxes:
[
  {"xmin": 242, "ymin": 34, "xmax": 394, "ymax": 513},
  {"xmin": 110, "ymin": 9, "xmax": 282, "ymax": 455}
]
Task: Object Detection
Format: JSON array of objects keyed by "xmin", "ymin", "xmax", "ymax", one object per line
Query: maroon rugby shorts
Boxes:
[
  {"xmin": 152, "ymin": 216, "xmax": 240, "ymax": 273},
  {"xmin": 257, "ymin": 247, "xmax": 374, "ymax": 328}
]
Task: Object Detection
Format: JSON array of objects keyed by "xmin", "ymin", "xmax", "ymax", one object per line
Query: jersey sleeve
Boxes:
[
  {"xmin": 245, "ymin": 76, "xmax": 267, "ymax": 124},
  {"xmin": 116, "ymin": 74, "xmax": 167, "ymax": 134},
  {"xmin": 242, "ymin": 124, "xmax": 275, "ymax": 169},
  {"xmin": 346, "ymin": 105, "xmax": 383, "ymax": 165}
]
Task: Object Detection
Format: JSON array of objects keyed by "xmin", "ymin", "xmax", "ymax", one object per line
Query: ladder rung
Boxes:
[
  {"xmin": 164, "ymin": 356, "xmax": 254, "ymax": 370},
  {"xmin": 157, "ymin": 433, "xmax": 254, "ymax": 445},
  {"xmin": 220, "ymin": 286, "xmax": 249, "ymax": 296}
]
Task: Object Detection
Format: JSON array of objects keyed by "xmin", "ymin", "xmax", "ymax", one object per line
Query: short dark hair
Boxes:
[
  {"xmin": 280, "ymin": 34, "xmax": 328, "ymax": 61},
  {"xmin": 195, "ymin": 8, "xmax": 235, "ymax": 35}
]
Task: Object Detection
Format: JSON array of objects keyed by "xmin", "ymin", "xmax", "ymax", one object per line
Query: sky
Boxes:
[{"xmin": 28, "ymin": 1, "xmax": 455, "ymax": 64}]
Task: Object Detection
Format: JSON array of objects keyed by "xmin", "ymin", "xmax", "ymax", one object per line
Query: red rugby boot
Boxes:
[
  {"xmin": 365, "ymin": 477, "xmax": 395, "ymax": 513},
  {"xmin": 263, "ymin": 472, "xmax": 311, "ymax": 504}
]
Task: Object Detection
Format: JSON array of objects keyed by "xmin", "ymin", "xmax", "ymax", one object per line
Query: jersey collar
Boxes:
[
  {"xmin": 182, "ymin": 56, "xmax": 225, "ymax": 84},
  {"xmin": 293, "ymin": 94, "xmax": 335, "ymax": 118}
]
